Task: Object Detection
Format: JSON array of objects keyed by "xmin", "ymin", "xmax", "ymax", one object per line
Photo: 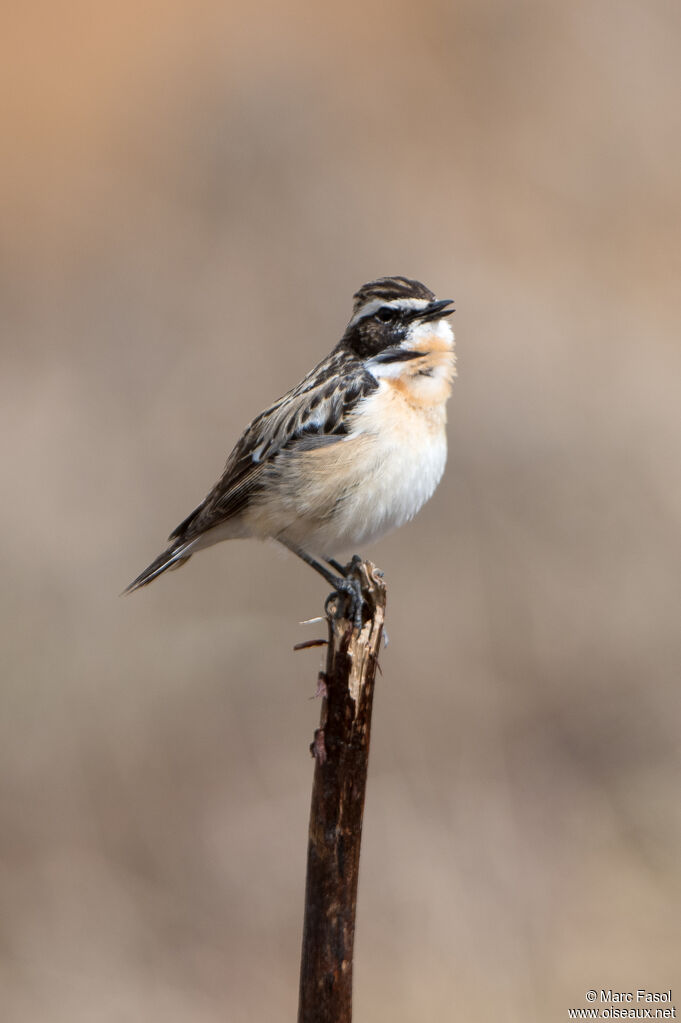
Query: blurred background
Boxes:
[{"xmin": 2, "ymin": 1, "xmax": 680, "ymax": 1020}]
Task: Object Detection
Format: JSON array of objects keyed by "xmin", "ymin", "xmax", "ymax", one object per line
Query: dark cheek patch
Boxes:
[{"xmin": 345, "ymin": 321, "xmax": 405, "ymax": 360}]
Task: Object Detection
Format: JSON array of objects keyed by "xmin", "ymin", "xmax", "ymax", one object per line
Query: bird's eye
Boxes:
[{"xmin": 376, "ymin": 307, "xmax": 396, "ymax": 322}]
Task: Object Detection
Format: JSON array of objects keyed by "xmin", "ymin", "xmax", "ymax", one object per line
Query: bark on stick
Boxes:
[{"xmin": 298, "ymin": 560, "xmax": 387, "ymax": 1023}]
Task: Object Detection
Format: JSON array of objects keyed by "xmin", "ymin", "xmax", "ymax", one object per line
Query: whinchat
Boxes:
[{"xmin": 126, "ymin": 276, "xmax": 456, "ymax": 626}]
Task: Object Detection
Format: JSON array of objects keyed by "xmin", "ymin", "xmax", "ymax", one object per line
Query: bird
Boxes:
[{"xmin": 125, "ymin": 275, "xmax": 456, "ymax": 627}]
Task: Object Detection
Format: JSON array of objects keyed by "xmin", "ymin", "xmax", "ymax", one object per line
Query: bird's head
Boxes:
[{"xmin": 340, "ymin": 276, "xmax": 455, "ymax": 371}]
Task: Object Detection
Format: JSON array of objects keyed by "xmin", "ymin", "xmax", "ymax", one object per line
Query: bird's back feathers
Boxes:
[
  {"xmin": 124, "ymin": 275, "xmax": 455, "ymax": 595},
  {"xmin": 125, "ymin": 348, "xmax": 377, "ymax": 592}
]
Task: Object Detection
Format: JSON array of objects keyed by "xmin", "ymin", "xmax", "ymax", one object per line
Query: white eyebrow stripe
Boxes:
[{"xmin": 347, "ymin": 297, "xmax": 430, "ymax": 329}]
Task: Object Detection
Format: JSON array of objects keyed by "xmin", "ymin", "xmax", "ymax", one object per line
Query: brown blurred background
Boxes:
[{"xmin": 2, "ymin": 2, "xmax": 680, "ymax": 1020}]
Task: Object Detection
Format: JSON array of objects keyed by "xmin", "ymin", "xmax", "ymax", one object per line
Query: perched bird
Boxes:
[{"xmin": 125, "ymin": 276, "xmax": 456, "ymax": 626}]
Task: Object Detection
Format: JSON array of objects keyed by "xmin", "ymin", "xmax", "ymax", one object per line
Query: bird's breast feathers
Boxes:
[
  {"xmin": 243, "ymin": 322, "xmax": 455, "ymax": 554},
  {"xmin": 125, "ymin": 276, "xmax": 457, "ymax": 593}
]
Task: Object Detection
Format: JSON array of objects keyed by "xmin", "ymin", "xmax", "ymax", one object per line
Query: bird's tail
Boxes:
[{"xmin": 123, "ymin": 540, "xmax": 194, "ymax": 594}]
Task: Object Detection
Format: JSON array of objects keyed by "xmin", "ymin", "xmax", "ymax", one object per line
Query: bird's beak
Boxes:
[{"xmin": 419, "ymin": 298, "xmax": 455, "ymax": 322}]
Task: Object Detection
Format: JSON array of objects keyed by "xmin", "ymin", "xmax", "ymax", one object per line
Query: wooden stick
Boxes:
[{"xmin": 298, "ymin": 560, "xmax": 387, "ymax": 1023}]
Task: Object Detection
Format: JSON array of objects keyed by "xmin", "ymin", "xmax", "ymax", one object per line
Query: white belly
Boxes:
[
  {"xmin": 269, "ymin": 379, "xmax": 449, "ymax": 556},
  {"xmin": 194, "ymin": 368, "xmax": 452, "ymax": 559},
  {"xmin": 323, "ymin": 429, "xmax": 447, "ymax": 553}
]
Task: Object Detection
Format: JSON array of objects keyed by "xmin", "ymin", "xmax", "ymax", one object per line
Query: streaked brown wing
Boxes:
[{"xmin": 169, "ymin": 348, "xmax": 377, "ymax": 542}]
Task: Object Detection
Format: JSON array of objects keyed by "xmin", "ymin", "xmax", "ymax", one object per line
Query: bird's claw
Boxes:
[{"xmin": 325, "ymin": 570, "xmax": 365, "ymax": 631}]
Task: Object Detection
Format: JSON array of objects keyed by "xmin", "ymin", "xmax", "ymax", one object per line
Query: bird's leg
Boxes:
[
  {"xmin": 326, "ymin": 554, "xmax": 365, "ymax": 577},
  {"xmin": 325, "ymin": 557, "xmax": 348, "ymax": 576},
  {"xmin": 279, "ymin": 540, "xmax": 365, "ymax": 630}
]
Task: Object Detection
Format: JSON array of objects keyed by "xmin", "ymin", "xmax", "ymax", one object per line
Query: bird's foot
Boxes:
[
  {"xmin": 324, "ymin": 569, "xmax": 365, "ymax": 631},
  {"xmin": 326, "ymin": 553, "xmax": 363, "ymax": 578}
]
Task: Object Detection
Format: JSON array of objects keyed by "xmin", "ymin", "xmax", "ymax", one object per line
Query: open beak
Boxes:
[{"xmin": 420, "ymin": 298, "xmax": 455, "ymax": 322}]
